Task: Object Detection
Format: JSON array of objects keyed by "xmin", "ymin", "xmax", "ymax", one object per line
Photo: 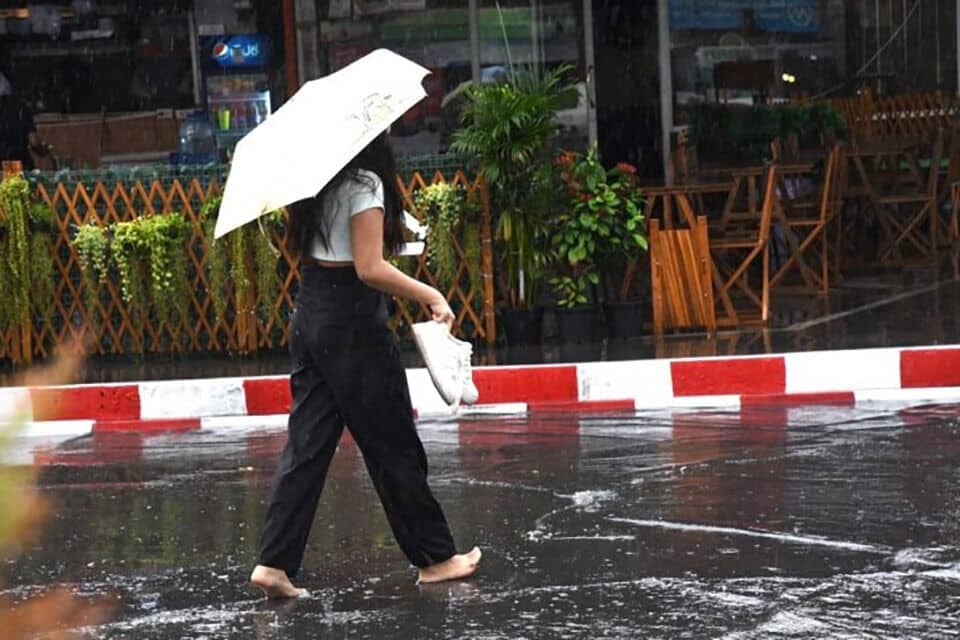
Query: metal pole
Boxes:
[
  {"xmin": 903, "ymin": 0, "xmax": 908, "ymax": 69},
  {"xmin": 530, "ymin": 0, "xmax": 540, "ymax": 71},
  {"xmin": 295, "ymin": 4, "xmax": 306, "ymax": 86},
  {"xmin": 582, "ymin": 0, "xmax": 598, "ymax": 149},
  {"xmin": 469, "ymin": 0, "xmax": 481, "ymax": 84},
  {"xmin": 187, "ymin": 10, "xmax": 201, "ymax": 106},
  {"xmin": 295, "ymin": 0, "xmax": 319, "ymax": 83},
  {"xmin": 657, "ymin": 0, "xmax": 674, "ymax": 184},
  {"xmin": 935, "ymin": 0, "xmax": 941, "ymax": 88},
  {"xmin": 874, "ymin": 0, "xmax": 880, "ymax": 82},
  {"xmin": 282, "ymin": 0, "xmax": 298, "ymax": 97}
]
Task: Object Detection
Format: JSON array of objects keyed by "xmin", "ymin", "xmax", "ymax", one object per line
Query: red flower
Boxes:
[
  {"xmin": 616, "ymin": 162, "xmax": 637, "ymax": 175},
  {"xmin": 555, "ymin": 151, "xmax": 579, "ymax": 168}
]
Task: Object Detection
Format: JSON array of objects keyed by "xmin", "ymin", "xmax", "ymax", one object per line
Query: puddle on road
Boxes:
[{"xmin": 2, "ymin": 404, "xmax": 959, "ymax": 638}]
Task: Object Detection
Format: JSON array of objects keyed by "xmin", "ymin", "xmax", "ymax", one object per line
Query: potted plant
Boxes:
[
  {"xmin": 552, "ymin": 149, "xmax": 648, "ymax": 341},
  {"xmin": 597, "ymin": 160, "xmax": 648, "ymax": 339},
  {"xmin": 451, "ymin": 65, "xmax": 575, "ymax": 345}
]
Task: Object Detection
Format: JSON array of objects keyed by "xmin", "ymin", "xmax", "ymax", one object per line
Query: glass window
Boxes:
[
  {"xmin": 315, "ymin": 1, "xmax": 594, "ymax": 158},
  {"xmin": 478, "ymin": 0, "xmax": 591, "ymax": 153},
  {"xmin": 669, "ymin": 0, "xmax": 958, "ymax": 122},
  {"xmin": 317, "ymin": 0, "xmax": 474, "ymax": 158}
]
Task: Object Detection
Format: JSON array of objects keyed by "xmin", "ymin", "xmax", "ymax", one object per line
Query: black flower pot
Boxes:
[
  {"xmin": 555, "ymin": 306, "xmax": 596, "ymax": 343},
  {"xmin": 502, "ymin": 307, "xmax": 544, "ymax": 345},
  {"xmin": 603, "ymin": 301, "xmax": 648, "ymax": 339}
]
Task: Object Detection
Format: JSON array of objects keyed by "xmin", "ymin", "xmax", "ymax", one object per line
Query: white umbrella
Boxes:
[{"xmin": 214, "ymin": 49, "xmax": 431, "ymax": 239}]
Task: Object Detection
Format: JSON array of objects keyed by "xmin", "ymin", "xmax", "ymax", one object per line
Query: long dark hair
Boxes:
[{"xmin": 287, "ymin": 132, "xmax": 405, "ymax": 259}]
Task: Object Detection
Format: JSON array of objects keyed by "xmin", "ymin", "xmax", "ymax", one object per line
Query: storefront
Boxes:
[
  {"xmin": 0, "ymin": 1, "xmax": 956, "ymax": 175},
  {"xmin": 659, "ymin": 0, "xmax": 959, "ymax": 179},
  {"xmin": 0, "ymin": 2, "xmax": 201, "ymax": 168}
]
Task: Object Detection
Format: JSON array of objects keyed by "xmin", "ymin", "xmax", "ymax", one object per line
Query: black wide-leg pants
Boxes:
[{"xmin": 257, "ymin": 264, "xmax": 457, "ymax": 576}]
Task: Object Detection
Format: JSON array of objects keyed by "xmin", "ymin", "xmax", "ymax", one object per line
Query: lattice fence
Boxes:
[{"xmin": 0, "ymin": 170, "xmax": 495, "ymax": 364}]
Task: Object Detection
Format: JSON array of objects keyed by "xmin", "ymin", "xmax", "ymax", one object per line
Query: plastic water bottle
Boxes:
[{"xmin": 236, "ymin": 103, "xmax": 249, "ymax": 130}]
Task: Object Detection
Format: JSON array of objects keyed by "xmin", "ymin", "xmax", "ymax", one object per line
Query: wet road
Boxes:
[{"xmin": 4, "ymin": 404, "xmax": 960, "ymax": 638}]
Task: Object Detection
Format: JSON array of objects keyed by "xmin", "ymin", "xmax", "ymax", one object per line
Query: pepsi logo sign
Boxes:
[{"xmin": 209, "ymin": 37, "xmax": 265, "ymax": 66}]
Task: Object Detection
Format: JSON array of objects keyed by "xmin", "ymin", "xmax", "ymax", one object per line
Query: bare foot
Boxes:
[
  {"xmin": 250, "ymin": 565, "xmax": 307, "ymax": 599},
  {"xmin": 417, "ymin": 547, "xmax": 482, "ymax": 584}
]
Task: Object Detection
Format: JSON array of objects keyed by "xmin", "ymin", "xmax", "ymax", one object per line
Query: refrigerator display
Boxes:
[{"xmin": 200, "ymin": 34, "xmax": 272, "ymax": 154}]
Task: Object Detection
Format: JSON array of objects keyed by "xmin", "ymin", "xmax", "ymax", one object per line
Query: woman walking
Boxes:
[{"xmin": 250, "ymin": 132, "xmax": 481, "ymax": 598}]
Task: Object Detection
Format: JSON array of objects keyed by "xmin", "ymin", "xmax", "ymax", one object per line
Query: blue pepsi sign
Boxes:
[
  {"xmin": 670, "ymin": 0, "xmax": 818, "ymax": 33},
  {"xmin": 209, "ymin": 35, "xmax": 269, "ymax": 68}
]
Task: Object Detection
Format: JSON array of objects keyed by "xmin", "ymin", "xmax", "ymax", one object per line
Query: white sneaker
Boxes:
[{"xmin": 411, "ymin": 321, "xmax": 479, "ymax": 407}]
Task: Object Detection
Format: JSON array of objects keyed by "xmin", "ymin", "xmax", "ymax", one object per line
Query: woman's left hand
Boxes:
[{"xmin": 427, "ymin": 291, "xmax": 455, "ymax": 329}]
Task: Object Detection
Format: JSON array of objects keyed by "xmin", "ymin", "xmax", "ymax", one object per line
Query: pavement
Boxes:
[
  {"xmin": 1, "ymin": 269, "xmax": 959, "ymax": 444},
  {"xmin": 3, "ymin": 405, "xmax": 959, "ymax": 638},
  {"xmin": 3, "ymin": 269, "xmax": 960, "ymax": 638},
  {"xmin": 2, "ymin": 269, "xmax": 957, "ymax": 386}
]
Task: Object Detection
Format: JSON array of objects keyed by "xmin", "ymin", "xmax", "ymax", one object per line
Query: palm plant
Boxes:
[{"xmin": 450, "ymin": 64, "xmax": 574, "ymax": 310}]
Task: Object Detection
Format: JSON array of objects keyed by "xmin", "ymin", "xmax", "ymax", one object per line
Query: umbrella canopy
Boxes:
[{"xmin": 214, "ymin": 49, "xmax": 430, "ymax": 239}]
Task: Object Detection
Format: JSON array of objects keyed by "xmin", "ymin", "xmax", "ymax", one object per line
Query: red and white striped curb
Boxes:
[{"xmin": 3, "ymin": 344, "xmax": 960, "ymax": 438}]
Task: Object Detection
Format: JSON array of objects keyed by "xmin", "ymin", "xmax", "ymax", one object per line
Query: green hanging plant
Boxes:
[
  {"xmin": 201, "ymin": 195, "xmax": 283, "ymax": 323},
  {"xmin": 229, "ymin": 225, "xmax": 252, "ymax": 315},
  {"xmin": 253, "ymin": 223, "xmax": 281, "ymax": 312},
  {"xmin": 415, "ymin": 182, "xmax": 464, "ymax": 289},
  {"xmin": 0, "ymin": 237, "xmax": 13, "ymax": 329},
  {"xmin": 0, "ymin": 177, "xmax": 32, "ymax": 329},
  {"xmin": 413, "ymin": 182, "xmax": 483, "ymax": 307},
  {"xmin": 111, "ymin": 221, "xmax": 150, "ymax": 331},
  {"xmin": 28, "ymin": 201, "xmax": 54, "ymax": 231},
  {"xmin": 72, "ymin": 223, "xmax": 110, "ymax": 319},
  {"xmin": 29, "ymin": 234, "xmax": 54, "ymax": 321},
  {"xmin": 200, "ymin": 196, "xmax": 229, "ymax": 320},
  {"xmin": 111, "ymin": 213, "xmax": 190, "ymax": 329}
]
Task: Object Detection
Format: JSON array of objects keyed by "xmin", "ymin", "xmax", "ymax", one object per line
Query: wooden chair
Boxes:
[
  {"xmin": 949, "ymin": 182, "xmax": 960, "ymax": 279},
  {"xmin": 650, "ymin": 216, "xmax": 716, "ymax": 336},
  {"xmin": 876, "ymin": 129, "xmax": 945, "ymax": 264},
  {"xmin": 935, "ymin": 126, "xmax": 960, "ymax": 249},
  {"xmin": 770, "ymin": 145, "xmax": 844, "ymax": 293},
  {"xmin": 709, "ymin": 164, "xmax": 777, "ymax": 327}
]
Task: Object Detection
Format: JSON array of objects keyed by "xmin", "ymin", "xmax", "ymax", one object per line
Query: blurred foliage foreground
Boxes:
[{"xmin": 0, "ymin": 354, "xmax": 111, "ymax": 638}]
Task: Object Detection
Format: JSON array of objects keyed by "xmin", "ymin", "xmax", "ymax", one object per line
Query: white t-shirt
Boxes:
[{"xmin": 310, "ymin": 169, "xmax": 384, "ymax": 261}]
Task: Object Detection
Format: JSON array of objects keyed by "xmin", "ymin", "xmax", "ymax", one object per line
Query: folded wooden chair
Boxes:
[
  {"xmin": 770, "ymin": 145, "xmax": 844, "ymax": 293},
  {"xmin": 876, "ymin": 129, "xmax": 944, "ymax": 264},
  {"xmin": 936, "ymin": 125, "xmax": 960, "ymax": 249}
]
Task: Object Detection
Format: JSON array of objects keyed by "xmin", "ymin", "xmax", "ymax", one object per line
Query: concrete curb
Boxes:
[{"xmin": 4, "ymin": 344, "xmax": 960, "ymax": 438}]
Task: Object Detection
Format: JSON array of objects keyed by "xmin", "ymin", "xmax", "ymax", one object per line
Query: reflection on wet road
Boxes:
[{"xmin": 4, "ymin": 404, "xmax": 960, "ymax": 638}]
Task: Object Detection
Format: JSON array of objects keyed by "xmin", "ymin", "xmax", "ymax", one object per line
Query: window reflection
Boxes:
[
  {"xmin": 669, "ymin": 0, "xmax": 958, "ymax": 117},
  {"xmin": 317, "ymin": 1, "xmax": 591, "ymax": 158},
  {"xmin": 479, "ymin": 0, "xmax": 589, "ymax": 153}
]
